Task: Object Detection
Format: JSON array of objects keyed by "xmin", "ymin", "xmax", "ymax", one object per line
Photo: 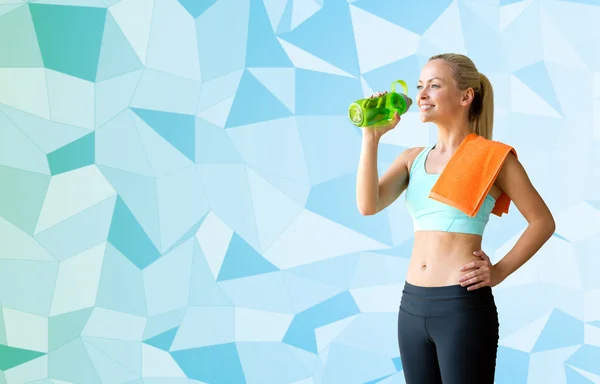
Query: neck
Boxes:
[{"xmin": 433, "ymin": 119, "xmax": 472, "ymax": 153}]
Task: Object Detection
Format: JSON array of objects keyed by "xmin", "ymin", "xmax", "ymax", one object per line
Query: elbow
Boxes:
[{"xmin": 358, "ymin": 203, "xmax": 376, "ymax": 216}]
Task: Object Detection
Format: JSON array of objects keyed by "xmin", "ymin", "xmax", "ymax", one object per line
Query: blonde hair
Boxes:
[{"xmin": 429, "ymin": 53, "xmax": 494, "ymax": 140}]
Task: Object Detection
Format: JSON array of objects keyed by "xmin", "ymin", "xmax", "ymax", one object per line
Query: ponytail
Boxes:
[{"xmin": 472, "ymin": 73, "xmax": 494, "ymax": 140}]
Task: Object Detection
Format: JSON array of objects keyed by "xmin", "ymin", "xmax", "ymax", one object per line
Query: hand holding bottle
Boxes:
[
  {"xmin": 348, "ymin": 80, "xmax": 412, "ymax": 142},
  {"xmin": 360, "ymin": 91, "xmax": 402, "ymax": 141}
]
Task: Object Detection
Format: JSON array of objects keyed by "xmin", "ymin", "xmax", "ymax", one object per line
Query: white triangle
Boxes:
[
  {"xmin": 277, "ymin": 37, "xmax": 355, "ymax": 78},
  {"xmin": 142, "ymin": 344, "xmax": 186, "ymax": 378},
  {"xmin": 35, "ymin": 165, "xmax": 117, "ymax": 234},
  {"xmin": 291, "ymin": 0, "xmax": 321, "ymax": 30},
  {"xmin": 499, "ymin": 311, "xmax": 551, "ymax": 352},
  {"xmin": 567, "ymin": 365, "xmax": 600, "ymax": 384},
  {"xmin": 248, "ymin": 68, "xmax": 295, "ymax": 113},
  {"xmin": 360, "ymin": 76, "xmax": 374, "ymax": 98},
  {"xmin": 0, "ymin": 3, "xmax": 23, "ymax": 16},
  {"xmin": 510, "ymin": 75, "xmax": 562, "ymax": 118},
  {"xmin": 196, "ymin": 69, "xmax": 243, "ymax": 113},
  {"xmin": 0, "ymin": 217, "xmax": 55, "ymax": 261},
  {"xmin": 195, "ymin": 212, "xmax": 233, "ymax": 280},
  {"xmin": 422, "ymin": 1, "xmax": 467, "ymax": 55},
  {"xmin": 540, "ymin": 6, "xmax": 588, "ymax": 71},
  {"xmin": 246, "ymin": 167, "xmax": 304, "ymax": 253},
  {"xmin": 315, "ymin": 316, "xmax": 357, "ymax": 353},
  {"xmin": 197, "ymin": 96, "xmax": 234, "ymax": 128},
  {"xmin": 349, "ymin": 5, "xmax": 421, "ymax": 74},
  {"xmin": 264, "ymin": 0, "xmax": 287, "ymax": 30},
  {"xmin": 110, "ymin": 0, "xmax": 155, "ymax": 63},
  {"xmin": 264, "ymin": 209, "xmax": 389, "ymax": 269},
  {"xmin": 500, "ymin": 0, "xmax": 534, "ymax": 32}
]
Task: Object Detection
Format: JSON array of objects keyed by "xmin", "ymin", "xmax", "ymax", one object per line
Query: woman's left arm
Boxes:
[
  {"xmin": 459, "ymin": 152, "xmax": 556, "ymax": 290},
  {"xmin": 492, "ymin": 152, "xmax": 556, "ymax": 281}
]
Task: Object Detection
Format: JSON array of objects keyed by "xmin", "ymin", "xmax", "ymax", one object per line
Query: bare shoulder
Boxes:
[
  {"xmin": 496, "ymin": 151, "xmax": 553, "ymax": 225},
  {"xmin": 405, "ymin": 146, "xmax": 426, "ymax": 176}
]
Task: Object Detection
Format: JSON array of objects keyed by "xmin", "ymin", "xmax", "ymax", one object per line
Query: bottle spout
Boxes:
[{"xmin": 407, "ymin": 97, "xmax": 413, "ymax": 110}]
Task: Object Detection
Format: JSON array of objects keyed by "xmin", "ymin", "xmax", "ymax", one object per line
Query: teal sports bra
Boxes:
[{"xmin": 405, "ymin": 144, "xmax": 496, "ymax": 236}]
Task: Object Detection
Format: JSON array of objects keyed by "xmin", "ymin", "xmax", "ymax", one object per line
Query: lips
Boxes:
[{"xmin": 420, "ymin": 104, "xmax": 434, "ymax": 110}]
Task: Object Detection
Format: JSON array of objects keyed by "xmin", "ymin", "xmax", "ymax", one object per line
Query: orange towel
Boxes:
[{"xmin": 428, "ymin": 133, "xmax": 517, "ymax": 217}]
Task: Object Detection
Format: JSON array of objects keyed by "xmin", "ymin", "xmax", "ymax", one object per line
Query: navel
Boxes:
[{"xmin": 421, "ymin": 263, "xmax": 427, "ymax": 270}]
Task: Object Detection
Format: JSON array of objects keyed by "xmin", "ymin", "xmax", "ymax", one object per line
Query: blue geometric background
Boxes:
[{"xmin": 0, "ymin": 0, "xmax": 599, "ymax": 383}]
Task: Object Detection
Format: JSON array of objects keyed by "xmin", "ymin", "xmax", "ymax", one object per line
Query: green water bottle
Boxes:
[{"xmin": 349, "ymin": 80, "xmax": 413, "ymax": 127}]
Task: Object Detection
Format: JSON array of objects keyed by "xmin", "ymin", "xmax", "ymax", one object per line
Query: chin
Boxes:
[{"xmin": 419, "ymin": 114, "xmax": 432, "ymax": 123}]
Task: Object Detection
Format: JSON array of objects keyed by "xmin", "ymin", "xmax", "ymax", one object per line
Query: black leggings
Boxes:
[{"xmin": 397, "ymin": 281, "xmax": 499, "ymax": 384}]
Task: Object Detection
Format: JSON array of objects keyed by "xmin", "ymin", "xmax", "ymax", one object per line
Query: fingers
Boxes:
[
  {"xmin": 369, "ymin": 91, "xmax": 387, "ymax": 99},
  {"xmin": 473, "ymin": 250, "xmax": 489, "ymax": 260},
  {"xmin": 458, "ymin": 269, "xmax": 484, "ymax": 283},
  {"xmin": 466, "ymin": 282, "xmax": 489, "ymax": 291},
  {"xmin": 459, "ymin": 260, "xmax": 486, "ymax": 271}
]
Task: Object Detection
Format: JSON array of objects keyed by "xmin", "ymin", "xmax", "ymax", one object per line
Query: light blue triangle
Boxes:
[
  {"xmin": 47, "ymin": 132, "xmax": 95, "ymax": 175},
  {"xmin": 278, "ymin": 0, "xmax": 359, "ymax": 77},
  {"xmin": 514, "ymin": 62, "xmax": 563, "ymax": 116},
  {"xmin": 352, "ymin": 0, "xmax": 452, "ymax": 35},
  {"xmin": 178, "ymin": 0, "xmax": 217, "ymax": 18},
  {"xmin": 96, "ymin": 13, "xmax": 143, "ymax": 82},
  {"xmin": 565, "ymin": 366, "xmax": 595, "ymax": 384},
  {"xmin": 246, "ymin": 0, "xmax": 292, "ymax": 67},
  {"xmin": 217, "ymin": 233, "xmax": 278, "ymax": 281},
  {"xmin": 171, "ymin": 343, "xmax": 245, "ymax": 384},
  {"xmin": 500, "ymin": 0, "xmax": 524, "ymax": 5},
  {"xmin": 283, "ymin": 291, "xmax": 360, "ymax": 353},
  {"xmin": 98, "ymin": 165, "xmax": 161, "ymax": 252},
  {"xmin": 566, "ymin": 345, "xmax": 600, "ymax": 376},
  {"xmin": 195, "ymin": 118, "xmax": 244, "ymax": 164},
  {"xmin": 131, "ymin": 108, "xmax": 196, "ymax": 162},
  {"xmin": 189, "ymin": 242, "xmax": 233, "ymax": 307},
  {"xmin": 144, "ymin": 327, "xmax": 178, "ymax": 351},
  {"xmin": 494, "ymin": 346, "xmax": 530, "ymax": 384},
  {"xmin": 306, "ymin": 172, "xmax": 393, "ymax": 245},
  {"xmin": 108, "ymin": 196, "xmax": 162, "ymax": 270},
  {"xmin": 225, "ymin": 70, "xmax": 293, "ymax": 128},
  {"xmin": 532, "ymin": 309, "xmax": 584, "ymax": 352}
]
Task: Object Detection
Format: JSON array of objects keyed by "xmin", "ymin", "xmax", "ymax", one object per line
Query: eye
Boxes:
[
  {"xmin": 416, "ymin": 85, "xmax": 423, "ymax": 90},
  {"xmin": 431, "ymin": 84, "xmax": 440, "ymax": 88}
]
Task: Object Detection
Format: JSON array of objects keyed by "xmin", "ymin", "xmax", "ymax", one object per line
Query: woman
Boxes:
[{"xmin": 356, "ymin": 53, "xmax": 555, "ymax": 384}]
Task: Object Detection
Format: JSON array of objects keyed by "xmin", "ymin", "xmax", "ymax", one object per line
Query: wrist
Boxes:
[
  {"xmin": 362, "ymin": 129, "xmax": 381, "ymax": 144},
  {"xmin": 493, "ymin": 262, "xmax": 510, "ymax": 282}
]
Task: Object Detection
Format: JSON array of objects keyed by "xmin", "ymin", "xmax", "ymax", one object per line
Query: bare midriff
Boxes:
[{"xmin": 406, "ymin": 231, "xmax": 485, "ymax": 287}]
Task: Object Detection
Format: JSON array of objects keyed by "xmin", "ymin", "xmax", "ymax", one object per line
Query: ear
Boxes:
[{"xmin": 460, "ymin": 88, "xmax": 474, "ymax": 107}]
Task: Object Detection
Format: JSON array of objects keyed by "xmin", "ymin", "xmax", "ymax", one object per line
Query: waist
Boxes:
[
  {"xmin": 408, "ymin": 232, "xmax": 485, "ymax": 286},
  {"xmin": 400, "ymin": 281, "xmax": 496, "ymax": 317}
]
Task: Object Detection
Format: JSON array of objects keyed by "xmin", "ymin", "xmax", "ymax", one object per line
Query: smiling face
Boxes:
[{"xmin": 417, "ymin": 59, "xmax": 472, "ymax": 124}]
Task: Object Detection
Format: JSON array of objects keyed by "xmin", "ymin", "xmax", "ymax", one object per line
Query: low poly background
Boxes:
[{"xmin": 0, "ymin": 0, "xmax": 599, "ymax": 383}]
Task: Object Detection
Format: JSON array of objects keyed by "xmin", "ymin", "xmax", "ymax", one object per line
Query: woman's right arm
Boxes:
[{"xmin": 356, "ymin": 134, "xmax": 415, "ymax": 215}]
